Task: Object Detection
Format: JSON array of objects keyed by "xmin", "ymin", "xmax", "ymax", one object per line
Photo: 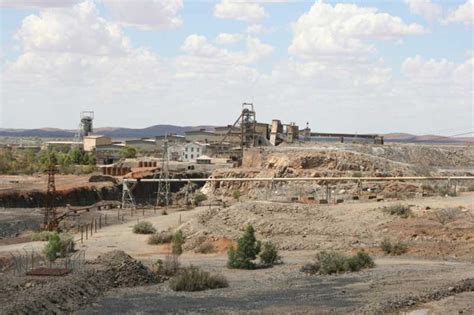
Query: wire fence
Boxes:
[{"xmin": 9, "ymin": 248, "xmax": 86, "ymax": 276}]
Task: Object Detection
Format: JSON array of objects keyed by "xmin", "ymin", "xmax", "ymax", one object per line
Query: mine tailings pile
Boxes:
[{"xmin": 1, "ymin": 251, "xmax": 158, "ymax": 314}]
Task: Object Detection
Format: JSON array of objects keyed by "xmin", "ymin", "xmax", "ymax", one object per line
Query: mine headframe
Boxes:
[{"xmin": 240, "ymin": 103, "xmax": 257, "ymax": 148}]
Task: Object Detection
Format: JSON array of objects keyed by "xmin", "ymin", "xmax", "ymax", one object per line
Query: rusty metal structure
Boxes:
[
  {"xmin": 43, "ymin": 165, "xmax": 58, "ymax": 231},
  {"xmin": 218, "ymin": 103, "xmax": 258, "ymax": 153},
  {"xmin": 155, "ymin": 137, "xmax": 171, "ymax": 207}
]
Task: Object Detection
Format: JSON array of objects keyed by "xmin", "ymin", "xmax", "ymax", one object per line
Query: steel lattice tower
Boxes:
[
  {"xmin": 155, "ymin": 137, "xmax": 171, "ymax": 208},
  {"xmin": 43, "ymin": 165, "xmax": 57, "ymax": 231}
]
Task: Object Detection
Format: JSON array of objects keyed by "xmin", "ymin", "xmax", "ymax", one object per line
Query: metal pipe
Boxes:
[{"xmin": 123, "ymin": 176, "xmax": 474, "ymax": 183}]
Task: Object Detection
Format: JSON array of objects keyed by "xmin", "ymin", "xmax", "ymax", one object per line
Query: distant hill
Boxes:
[
  {"xmin": 383, "ymin": 133, "xmax": 473, "ymax": 144},
  {"xmin": 0, "ymin": 125, "xmax": 214, "ymax": 139},
  {"xmin": 0, "ymin": 126, "xmax": 471, "ymax": 144}
]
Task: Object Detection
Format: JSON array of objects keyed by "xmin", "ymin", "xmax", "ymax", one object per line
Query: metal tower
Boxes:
[
  {"xmin": 75, "ymin": 111, "xmax": 94, "ymax": 142},
  {"xmin": 43, "ymin": 165, "xmax": 57, "ymax": 231},
  {"xmin": 121, "ymin": 181, "xmax": 137, "ymax": 209},
  {"xmin": 155, "ymin": 137, "xmax": 171, "ymax": 208},
  {"xmin": 241, "ymin": 103, "xmax": 257, "ymax": 148}
]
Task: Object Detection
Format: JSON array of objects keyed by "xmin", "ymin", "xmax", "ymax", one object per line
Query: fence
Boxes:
[{"xmin": 9, "ymin": 248, "xmax": 86, "ymax": 276}]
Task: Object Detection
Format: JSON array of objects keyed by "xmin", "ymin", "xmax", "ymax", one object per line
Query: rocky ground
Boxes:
[
  {"xmin": 181, "ymin": 194, "xmax": 474, "ymax": 261},
  {"xmin": 0, "ymin": 250, "xmax": 157, "ymax": 314},
  {"xmin": 78, "ymin": 254, "xmax": 473, "ymax": 315}
]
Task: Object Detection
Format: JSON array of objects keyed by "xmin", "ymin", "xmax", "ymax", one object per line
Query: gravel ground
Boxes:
[{"xmin": 78, "ymin": 253, "xmax": 474, "ymax": 315}]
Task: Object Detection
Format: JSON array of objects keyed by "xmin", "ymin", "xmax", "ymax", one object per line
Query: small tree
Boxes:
[
  {"xmin": 232, "ymin": 190, "xmax": 241, "ymax": 201},
  {"xmin": 43, "ymin": 233, "xmax": 62, "ymax": 261},
  {"xmin": 172, "ymin": 230, "xmax": 185, "ymax": 255},
  {"xmin": 227, "ymin": 225, "xmax": 261, "ymax": 269},
  {"xmin": 259, "ymin": 241, "xmax": 281, "ymax": 266},
  {"xmin": 120, "ymin": 146, "xmax": 137, "ymax": 159}
]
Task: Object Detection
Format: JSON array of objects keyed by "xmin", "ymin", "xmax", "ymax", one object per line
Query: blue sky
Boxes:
[{"xmin": 0, "ymin": 0, "xmax": 472, "ymax": 135}]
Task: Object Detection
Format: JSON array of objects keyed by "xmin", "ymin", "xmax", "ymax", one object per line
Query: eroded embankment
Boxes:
[{"xmin": 0, "ymin": 186, "xmax": 120, "ymax": 208}]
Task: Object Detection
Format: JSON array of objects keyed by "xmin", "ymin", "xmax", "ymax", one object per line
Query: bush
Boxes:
[
  {"xmin": 227, "ymin": 225, "xmax": 261, "ymax": 269},
  {"xmin": 154, "ymin": 254, "xmax": 181, "ymax": 277},
  {"xmin": 43, "ymin": 232, "xmax": 75, "ymax": 261},
  {"xmin": 148, "ymin": 231, "xmax": 173, "ymax": 245},
  {"xmin": 31, "ymin": 231, "xmax": 55, "ymax": 241},
  {"xmin": 193, "ymin": 192, "xmax": 207, "ymax": 206},
  {"xmin": 169, "ymin": 266, "xmax": 228, "ymax": 292},
  {"xmin": 232, "ymin": 190, "xmax": 241, "ymax": 201},
  {"xmin": 172, "ymin": 230, "xmax": 185, "ymax": 255},
  {"xmin": 316, "ymin": 251, "xmax": 348, "ymax": 275},
  {"xmin": 380, "ymin": 238, "xmax": 408, "ymax": 255},
  {"xmin": 391, "ymin": 242, "xmax": 408, "ymax": 255},
  {"xmin": 133, "ymin": 221, "xmax": 156, "ymax": 234},
  {"xmin": 259, "ymin": 241, "xmax": 282, "ymax": 266},
  {"xmin": 383, "ymin": 204, "xmax": 412, "ymax": 218},
  {"xmin": 195, "ymin": 241, "xmax": 215, "ymax": 254},
  {"xmin": 302, "ymin": 251, "xmax": 375, "ymax": 275},
  {"xmin": 345, "ymin": 251, "xmax": 375, "ymax": 272},
  {"xmin": 380, "ymin": 238, "xmax": 393, "ymax": 254}
]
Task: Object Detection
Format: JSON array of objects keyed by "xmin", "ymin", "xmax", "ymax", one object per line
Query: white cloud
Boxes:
[
  {"xmin": 401, "ymin": 55, "xmax": 473, "ymax": 87},
  {"xmin": 405, "ymin": 0, "xmax": 442, "ymax": 23},
  {"xmin": 15, "ymin": 1, "xmax": 130, "ymax": 55},
  {"xmin": 214, "ymin": 0, "xmax": 268, "ymax": 22},
  {"xmin": 289, "ymin": 2, "xmax": 426, "ymax": 58},
  {"xmin": 245, "ymin": 23, "xmax": 275, "ymax": 34},
  {"xmin": 102, "ymin": 0, "xmax": 183, "ymax": 31},
  {"xmin": 215, "ymin": 33, "xmax": 244, "ymax": 44},
  {"xmin": 0, "ymin": 0, "xmax": 78, "ymax": 8},
  {"xmin": 180, "ymin": 34, "xmax": 273, "ymax": 66},
  {"xmin": 445, "ymin": 0, "xmax": 473, "ymax": 26}
]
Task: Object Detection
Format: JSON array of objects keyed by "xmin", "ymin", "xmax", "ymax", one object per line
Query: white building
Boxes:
[{"xmin": 182, "ymin": 142, "xmax": 208, "ymax": 161}]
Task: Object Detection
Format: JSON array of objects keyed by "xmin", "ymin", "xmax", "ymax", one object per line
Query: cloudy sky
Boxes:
[{"xmin": 0, "ymin": 0, "xmax": 472, "ymax": 135}]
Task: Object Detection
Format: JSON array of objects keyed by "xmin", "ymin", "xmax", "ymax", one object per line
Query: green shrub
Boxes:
[
  {"xmin": 148, "ymin": 231, "xmax": 173, "ymax": 245},
  {"xmin": 345, "ymin": 251, "xmax": 375, "ymax": 272},
  {"xmin": 195, "ymin": 241, "xmax": 215, "ymax": 254},
  {"xmin": 153, "ymin": 254, "xmax": 181, "ymax": 277},
  {"xmin": 380, "ymin": 238, "xmax": 393, "ymax": 254},
  {"xmin": 391, "ymin": 242, "xmax": 408, "ymax": 255},
  {"xmin": 232, "ymin": 190, "xmax": 241, "ymax": 201},
  {"xmin": 43, "ymin": 233, "xmax": 62, "ymax": 262},
  {"xmin": 303, "ymin": 251, "xmax": 375, "ymax": 275},
  {"xmin": 380, "ymin": 238, "xmax": 408, "ymax": 255},
  {"xmin": 259, "ymin": 241, "xmax": 282, "ymax": 266},
  {"xmin": 193, "ymin": 192, "xmax": 207, "ymax": 206},
  {"xmin": 42, "ymin": 232, "xmax": 75, "ymax": 262},
  {"xmin": 317, "ymin": 251, "xmax": 348, "ymax": 275},
  {"xmin": 383, "ymin": 204, "xmax": 412, "ymax": 218},
  {"xmin": 169, "ymin": 266, "xmax": 228, "ymax": 292},
  {"xmin": 133, "ymin": 221, "xmax": 156, "ymax": 234},
  {"xmin": 172, "ymin": 230, "xmax": 185, "ymax": 255},
  {"xmin": 227, "ymin": 225, "xmax": 261, "ymax": 269}
]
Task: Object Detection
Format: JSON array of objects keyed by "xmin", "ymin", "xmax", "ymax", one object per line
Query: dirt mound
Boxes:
[
  {"xmin": 2, "ymin": 251, "xmax": 157, "ymax": 314},
  {"xmin": 182, "ymin": 201, "xmax": 390, "ymax": 252},
  {"xmin": 93, "ymin": 250, "xmax": 157, "ymax": 287}
]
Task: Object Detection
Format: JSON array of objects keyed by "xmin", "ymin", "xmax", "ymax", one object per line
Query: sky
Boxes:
[{"xmin": 0, "ymin": 0, "xmax": 472, "ymax": 136}]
